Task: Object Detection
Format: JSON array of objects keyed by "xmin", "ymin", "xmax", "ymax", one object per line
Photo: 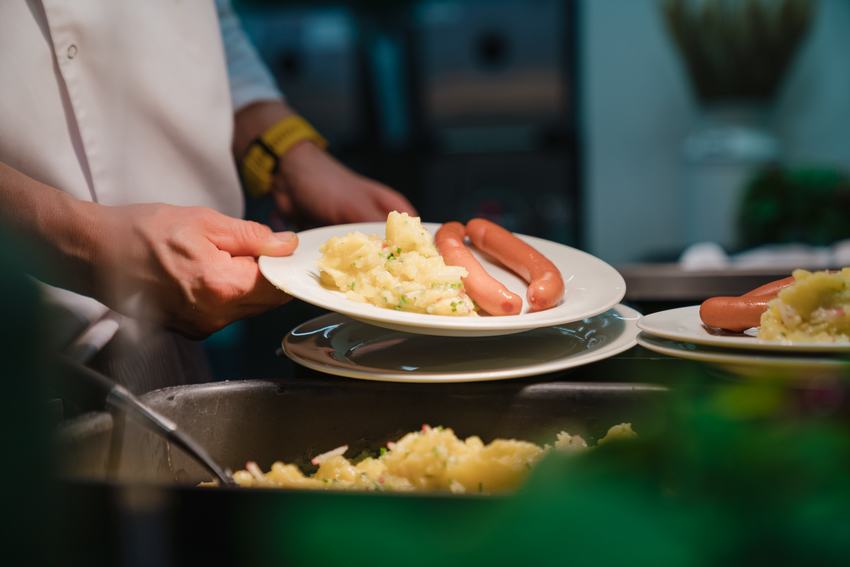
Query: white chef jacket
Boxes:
[{"xmin": 0, "ymin": 0, "xmax": 282, "ymax": 351}]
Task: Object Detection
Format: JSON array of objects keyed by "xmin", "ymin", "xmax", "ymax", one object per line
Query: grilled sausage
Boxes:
[
  {"xmin": 435, "ymin": 222, "xmax": 523, "ymax": 316},
  {"xmin": 699, "ymin": 276, "xmax": 796, "ymax": 332},
  {"xmin": 465, "ymin": 218, "xmax": 565, "ymax": 312},
  {"xmin": 699, "ymin": 296, "xmax": 774, "ymax": 332}
]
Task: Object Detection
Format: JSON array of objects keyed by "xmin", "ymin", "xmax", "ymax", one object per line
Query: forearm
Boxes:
[
  {"xmin": 0, "ymin": 161, "xmax": 102, "ymax": 296},
  {"xmin": 232, "ymin": 99, "xmax": 297, "ymax": 164}
]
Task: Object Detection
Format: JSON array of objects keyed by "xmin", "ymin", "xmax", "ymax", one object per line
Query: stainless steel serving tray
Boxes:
[{"xmin": 55, "ymin": 376, "xmax": 669, "ymax": 485}]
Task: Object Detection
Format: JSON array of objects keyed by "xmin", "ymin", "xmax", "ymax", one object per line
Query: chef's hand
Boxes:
[
  {"xmin": 0, "ymin": 162, "xmax": 296, "ymax": 341},
  {"xmin": 233, "ymin": 100, "xmax": 417, "ymax": 229},
  {"xmin": 274, "ymin": 140, "xmax": 417, "ymax": 227},
  {"xmin": 94, "ymin": 203, "xmax": 297, "ymax": 339}
]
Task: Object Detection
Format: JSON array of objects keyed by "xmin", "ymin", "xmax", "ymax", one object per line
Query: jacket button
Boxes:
[{"xmin": 67, "ymin": 45, "xmax": 77, "ymax": 59}]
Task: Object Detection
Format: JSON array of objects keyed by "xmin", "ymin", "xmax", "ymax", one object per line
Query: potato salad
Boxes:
[
  {"xmin": 759, "ymin": 268, "xmax": 850, "ymax": 342},
  {"xmin": 316, "ymin": 212, "xmax": 477, "ymax": 316},
  {"xmin": 222, "ymin": 423, "xmax": 637, "ymax": 493}
]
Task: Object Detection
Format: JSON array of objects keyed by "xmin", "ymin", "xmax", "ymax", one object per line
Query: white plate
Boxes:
[
  {"xmin": 637, "ymin": 305, "xmax": 850, "ymax": 353},
  {"xmin": 260, "ymin": 222, "xmax": 625, "ymax": 337},
  {"xmin": 636, "ymin": 332, "xmax": 850, "ymax": 380},
  {"xmin": 281, "ymin": 304, "xmax": 641, "ymax": 383}
]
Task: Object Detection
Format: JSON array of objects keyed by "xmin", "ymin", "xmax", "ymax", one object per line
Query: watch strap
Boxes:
[{"xmin": 240, "ymin": 115, "xmax": 328, "ymax": 198}]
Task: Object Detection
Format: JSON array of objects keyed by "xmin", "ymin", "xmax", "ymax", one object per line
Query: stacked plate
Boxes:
[
  {"xmin": 636, "ymin": 305, "xmax": 850, "ymax": 380},
  {"xmin": 259, "ymin": 222, "xmax": 638, "ymax": 382}
]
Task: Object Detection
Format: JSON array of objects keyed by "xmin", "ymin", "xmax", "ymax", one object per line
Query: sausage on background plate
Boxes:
[
  {"xmin": 699, "ymin": 276, "xmax": 795, "ymax": 332},
  {"xmin": 434, "ymin": 222, "xmax": 523, "ymax": 316},
  {"xmin": 465, "ymin": 218, "xmax": 565, "ymax": 312},
  {"xmin": 699, "ymin": 296, "xmax": 775, "ymax": 333}
]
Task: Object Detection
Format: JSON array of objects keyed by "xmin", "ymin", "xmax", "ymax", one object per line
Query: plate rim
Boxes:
[
  {"xmin": 260, "ymin": 221, "xmax": 626, "ymax": 337},
  {"xmin": 637, "ymin": 305, "xmax": 850, "ymax": 353},
  {"xmin": 281, "ymin": 304, "xmax": 642, "ymax": 383},
  {"xmin": 636, "ymin": 331, "xmax": 850, "ymax": 369}
]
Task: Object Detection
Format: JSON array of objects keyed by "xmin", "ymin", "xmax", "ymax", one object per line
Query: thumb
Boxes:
[{"xmin": 207, "ymin": 216, "xmax": 298, "ymax": 258}]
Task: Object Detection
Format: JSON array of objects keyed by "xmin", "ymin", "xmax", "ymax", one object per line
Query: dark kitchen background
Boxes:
[{"xmin": 238, "ymin": 0, "xmax": 580, "ymax": 248}]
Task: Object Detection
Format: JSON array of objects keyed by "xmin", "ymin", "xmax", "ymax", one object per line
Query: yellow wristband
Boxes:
[{"xmin": 240, "ymin": 115, "xmax": 328, "ymax": 198}]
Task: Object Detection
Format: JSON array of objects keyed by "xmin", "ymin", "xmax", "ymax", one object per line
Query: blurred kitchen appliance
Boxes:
[
  {"xmin": 413, "ymin": 0, "xmax": 571, "ymax": 141},
  {"xmin": 409, "ymin": 0, "xmax": 579, "ymax": 245},
  {"xmin": 238, "ymin": 6, "xmax": 365, "ymax": 149}
]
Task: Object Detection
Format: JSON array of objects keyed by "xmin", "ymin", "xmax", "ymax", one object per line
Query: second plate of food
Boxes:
[
  {"xmin": 637, "ymin": 305, "xmax": 850, "ymax": 353},
  {"xmin": 260, "ymin": 222, "xmax": 626, "ymax": 337}
]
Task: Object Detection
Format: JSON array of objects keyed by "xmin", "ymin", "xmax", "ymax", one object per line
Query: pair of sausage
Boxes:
[
  {"xmin": 699, "ymin": 276, "xmax": 794, "ymax": 332},
  {"xmin": 434, "ymin": 219, "xmax": 564, "ymax": 316}
]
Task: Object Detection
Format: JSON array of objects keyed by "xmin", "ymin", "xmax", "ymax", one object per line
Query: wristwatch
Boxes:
[{"xmin": 239, "ymin": 114, "xmax": 328, "ymax": 198}]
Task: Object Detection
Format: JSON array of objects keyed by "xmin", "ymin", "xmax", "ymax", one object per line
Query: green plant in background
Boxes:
[
  {"xmin": 739, "ymin": 166, "xmax": 850, "ymax": 247},
  {"xmin": 661, "ymin": 0, "xmax": 816, "ymax": 104}
]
